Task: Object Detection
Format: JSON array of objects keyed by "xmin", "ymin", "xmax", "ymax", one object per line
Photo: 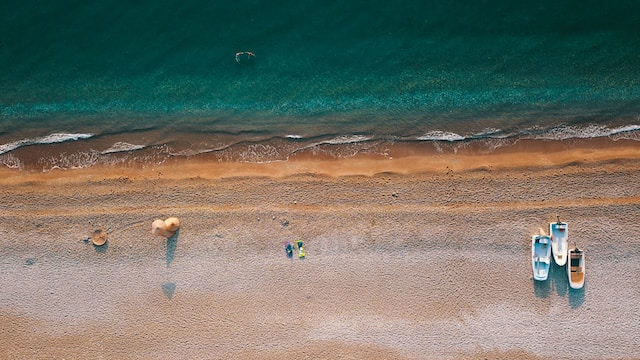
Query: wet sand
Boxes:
[{"xmin": 1, "ymin": 138, "xmax": 640, "ymax": 359}]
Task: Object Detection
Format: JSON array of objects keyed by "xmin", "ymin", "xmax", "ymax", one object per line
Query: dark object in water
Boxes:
[{"xmin": 235, "ymin": 51, "xmax": 256, "ymax": 63}]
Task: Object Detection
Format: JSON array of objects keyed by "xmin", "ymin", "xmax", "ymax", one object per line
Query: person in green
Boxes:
[{"xmin": 297, "ymin": 240, "xmax": 305, "ymax": 259}]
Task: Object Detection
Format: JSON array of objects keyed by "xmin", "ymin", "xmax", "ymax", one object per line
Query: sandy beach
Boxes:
[{"xmin": 1, "ymin": 138, "xmax": 640, "ymax": 359}]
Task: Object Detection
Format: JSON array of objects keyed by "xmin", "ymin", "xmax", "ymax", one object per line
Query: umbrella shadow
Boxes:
[
  {"xmin": 162, "ymin": 282, "xmax": 176, "ymax": 299},
  {"xmin": 94, "ymin": 241, "xmax": 109, "ymax": 254},
  {"xmin": 166, "ymin": 229, "xmax": 179, "ymax": 268}
]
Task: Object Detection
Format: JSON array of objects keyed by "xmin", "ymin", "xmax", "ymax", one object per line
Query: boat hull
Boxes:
[
  {"xmin": 568, "ymin": 248, "xmax": 586, "ymax": 289},
  {"xmin": 550, "ymin": 222, "xmax": 568, "ymax": 266},
  {"xmin": 531, "ymin": 235, "xmax": 552, "ymax": 281}
]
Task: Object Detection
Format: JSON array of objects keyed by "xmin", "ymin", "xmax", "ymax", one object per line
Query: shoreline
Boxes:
[{"xmin": 1, "ymin": 137, "xmax": 639, "ymax": 184}]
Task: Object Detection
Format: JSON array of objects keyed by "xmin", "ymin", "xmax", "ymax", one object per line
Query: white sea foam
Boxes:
[
  {"xmin": 471, "ymin": 128, "xmax": 515, "ymax": 139},
  {"xmin": 0, "ymin": 153, "xmax": 23, "ymax": 169},
  {"xmin": 286, "ymin": 135, "xmax": 303, "ymax": 139},
  {"xmin": 169, "ymin": 148, "xmax": 216, "ymax": 156},
  {"xmin": 417, "ymin": 131, "xmax": 465, "ymax": 141},
  {"xmin": 42, "ymin": 149, "xmax": 101, "ymax": 172},
  {"xmin": 101, "ymin": 142, "xmax": 146, "ymax": 154},
  {"xmin": 323, "ymin": 135, "xmax": 372, "ymax": 145},
  {"xmin": 0, "ymin": 133, "xmax": 94, "ymax": 155},
  {"xmin": 608, "ymin": 125, "xmax": 640, "ymax": 140},
  {"xmin": 536, "ymin": 124, "xmax": 640, "ymax": 140}
]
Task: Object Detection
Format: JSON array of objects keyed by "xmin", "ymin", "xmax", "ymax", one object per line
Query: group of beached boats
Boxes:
[{"xmin": 531, "ymin": 217, "xmax": 585, "ymax": 289}]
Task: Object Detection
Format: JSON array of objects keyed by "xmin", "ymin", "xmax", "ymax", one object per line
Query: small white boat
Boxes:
[
  {"xmin": 531, "ymin": 235, "xmax": 552, "ymax": 281},
  {"xmin": 567, "ymin": 246, "xmax": 585, "ymax": 289},
  {"xmin": 549, "ymin": 216, "xmax": 568, "ymax": 266}
]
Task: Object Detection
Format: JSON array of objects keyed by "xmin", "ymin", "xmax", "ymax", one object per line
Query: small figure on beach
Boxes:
[
  {"xmin": 235, "ymin": 51, "xmax": 256, "ymax": 64},
  {"xmin": 297, "ymin": 240, "xmax": 305, "ymax": 259},
  {"xmin": 285, "ymin": 242, "xmax": 294, "ymax": 259},
  {"xmin": 151, "ymin": 217, "xmax": 181, "ymax": 238}
]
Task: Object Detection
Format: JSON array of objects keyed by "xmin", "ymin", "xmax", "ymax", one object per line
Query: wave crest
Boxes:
[
  {"xmin": 534, "ymin": 124, "xmax": 640, "ymax": 140},
  {"xmin": 417, "ymin": 131, "xmax": 465, "ymax": 141},
  {"xmin": 0, "ymin": 133, "xmax": 94, "ymax": 155},
  {"xmin": 101, "ymin": 142, "xmax": 146, "ymax": 154}
]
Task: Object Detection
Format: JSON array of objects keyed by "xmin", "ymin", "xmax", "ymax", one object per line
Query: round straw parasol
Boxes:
[
  {"xmin": 91, "ymin": 229, "xmax": 108, "ymax": 246},
  {"xmin": 164, "ymin": 217, "xmax": 180, "ymax": 232},
  {"xmin": 151, "ymin": 219, "xmax": 167, "ymax": 236}
]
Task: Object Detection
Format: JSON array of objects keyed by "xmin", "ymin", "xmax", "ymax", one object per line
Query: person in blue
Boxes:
[{"xmin": 285, "ymin": 242, "xmax": 294, "ymax": 259}]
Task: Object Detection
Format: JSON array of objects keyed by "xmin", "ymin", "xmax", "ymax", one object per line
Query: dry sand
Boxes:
[{"xmin": 1, "ymin": 139, "xmax": 640, "ymax": 359}]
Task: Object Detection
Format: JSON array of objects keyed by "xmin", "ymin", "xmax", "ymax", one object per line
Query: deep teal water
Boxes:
[{"xmin": 1, "ymin": 0, "xmax": 639, "ymax": 165}]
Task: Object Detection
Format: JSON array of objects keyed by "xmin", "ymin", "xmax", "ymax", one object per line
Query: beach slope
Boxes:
[{"xmin": 1, "ymin": 139, "xmax": 640, "ymax": 359}]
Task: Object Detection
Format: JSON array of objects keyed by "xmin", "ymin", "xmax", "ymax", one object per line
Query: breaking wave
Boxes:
[
  {"xmin": 101, "ymin": 142, "xmax": 146, "ymax": 154},
  {"xmin": 0, "ymin": 133, "xmax": 94, "ymax": 155}
]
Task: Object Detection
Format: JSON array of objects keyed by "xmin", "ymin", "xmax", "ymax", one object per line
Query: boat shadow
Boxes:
[
  {"xmin": 532, "ymin": 262, "xmax": 570, "ymax": 299},
  {"xmin": 537, "ymin": 261, "xmax": 585, "ymax": 308},
  {"xmin": 533, "ymin": 277, "xmax": 551, "ymax": 298},
  {"xmin": 568, "ymin": 283, "xmax": 586, "ymax": 308},
  {"xmin": 549, "ymin": 261, "xmax": 569, "ymax": 297}
]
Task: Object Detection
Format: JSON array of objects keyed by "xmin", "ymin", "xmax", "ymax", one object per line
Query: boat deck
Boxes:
[
  {"xmin": 550, "ymin": 223, "xmax": 568, "ymax": 240},
  {"xmin": 534, "ymin": 244, "xmax": 549, "ymax": 258},
  {"xmin": 570, "ymin": 269, "xmax": 585, "ymax": 284}
]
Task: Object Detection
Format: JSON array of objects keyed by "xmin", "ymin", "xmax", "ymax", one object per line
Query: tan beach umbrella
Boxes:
[
  {"xmin": 164, "ymin": 217, "xmax": 180, "ymax": 232},
  {"xmin": 151, "ymin": 219, "xmax": 167, "ymax": 236},
  {"xmin": 91, "ymin": 229, "xmax": 108, "ymax": 246}
]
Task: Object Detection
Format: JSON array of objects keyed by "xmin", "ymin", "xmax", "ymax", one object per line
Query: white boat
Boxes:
[
  {"xmin": 567, "ymin": 246, "xmax": 585, "ymax": 289},
  {"xmin": 531, "ymin": 235, "xmax": 552, "ymax": 281},
  {"xmin": 549, "ymin": 217, "xmax": 568, "ymax": 266}
]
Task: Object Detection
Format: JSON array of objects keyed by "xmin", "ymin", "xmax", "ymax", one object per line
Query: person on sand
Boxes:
[{"xmin": 285, "ymin": 242, "xmax": 294, "ymax": 259}]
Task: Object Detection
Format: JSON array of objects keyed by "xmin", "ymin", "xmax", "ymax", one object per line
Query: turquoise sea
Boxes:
[{"xmin": 1, "ymin": 0, "xmax": 639, "ymax": 169}]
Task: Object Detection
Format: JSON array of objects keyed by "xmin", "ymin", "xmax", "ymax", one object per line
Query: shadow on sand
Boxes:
[
  {"xmin": 162, "ymin": 282, "xmax": 176, "ymax": 299},
  {"xmin": 550, "ymin": 262, "xmax": 569, "ymax": 297},
  {"xmin": 94, "ymin": 241, "xmax": 109, "ymax": 254},
  {"xmin": 569, "ymin": 284, "xmax": 586, "ymax": 308},
  {"xmin": 533, "ymin": 261, "xmax": 585, "ymax": 308},
  {"xmin": 166, "ymin": 229, "xmax": 179, "ymax": 268},
  {"xmin": 533, "ymin": 277, "xmax": 551, "ymax": 298}
]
